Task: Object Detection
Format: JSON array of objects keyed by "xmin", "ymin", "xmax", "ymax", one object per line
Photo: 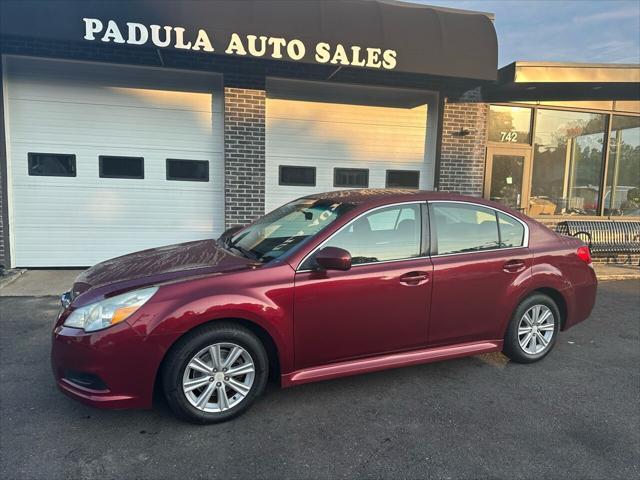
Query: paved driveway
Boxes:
[{"xmin": 1, "ymin": 281, "xmax": 638, "ymax": 479}]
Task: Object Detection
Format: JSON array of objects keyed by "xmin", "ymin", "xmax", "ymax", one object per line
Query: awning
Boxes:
[
  {"xmin": 484, "ymin": 62, "xmax": 640, "ymax": 101},
  {"xmin": 0, "ymin": 0, "xmax": 498, "ymax": 81}
]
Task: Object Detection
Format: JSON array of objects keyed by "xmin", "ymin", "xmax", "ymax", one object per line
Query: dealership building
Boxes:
[{"xmin": 0, "ymin": 0, "xmax": 638, "ymax": 268}]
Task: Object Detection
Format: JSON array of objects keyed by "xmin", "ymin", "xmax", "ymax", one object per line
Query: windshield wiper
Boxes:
[
  {"xmin": 217, "ymin": 231, "xmax": 260, "ymax": 261},
  {"xmin": 228, "ymin": 244, "xmax": 260, "ymax": 261}
]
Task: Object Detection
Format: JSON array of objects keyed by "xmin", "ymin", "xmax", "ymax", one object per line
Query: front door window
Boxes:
[
  {"xmin": 301, "ymin": 203, "xmax": 422, "ymax": 269},
  {"xmin": 485, "ymin": 147, "xmax": 531, "ymax": 212},
  {"xmin": 489, "ymin": 154, "xmax": 525, "ymax": 209}
]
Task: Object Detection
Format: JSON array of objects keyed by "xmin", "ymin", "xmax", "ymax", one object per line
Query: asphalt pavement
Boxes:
[{"xmin": 0, "ymin": 280, "xmax": 638, "ymax": 479}]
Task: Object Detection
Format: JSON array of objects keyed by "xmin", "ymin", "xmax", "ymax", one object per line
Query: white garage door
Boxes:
[
  {"xmin": 265, "ymin": 79, "xmax": 438, "ymax": 213},
  {"xmin": 4, "ymin": 56, "xmax": 224, "ymax": 267}
]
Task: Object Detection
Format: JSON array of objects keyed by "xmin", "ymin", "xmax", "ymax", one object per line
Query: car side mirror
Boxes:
[
  {"xmin": 219, "ymin": 225, "xmax": 243, "ymax": 243},
  {"xmin": 315, "ymin": 247, "xmax": 352, "ymax": 271}
]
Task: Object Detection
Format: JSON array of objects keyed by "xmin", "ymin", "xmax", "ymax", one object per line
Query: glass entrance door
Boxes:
[{"xmin": 484, "ymin": 147, "xmax": 532, "ymax": 212}]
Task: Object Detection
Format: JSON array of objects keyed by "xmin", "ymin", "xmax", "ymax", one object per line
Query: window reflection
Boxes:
[
  {"xmin": 530, "ymin": 109, "xmax": 607, "ymax": 215},
  {"xmin": 488, "ymin": 106, "xmax": 532, "ymax": 144},
  {"xmin": 489, "ymin": 154, "xmax": 525, "ymax": 209},
  {"xmin": 605, "ymin": 116, "xmax": 640, "ymax": 216},
  {"xmin": 321, "ymin": 204, "xmax": 421, "ymax": 265},
  {"xmin": 230, "ymin": 198, "xmax": 353, "ymax": 262},
  {"xmin": 497, "ymin": 212, "xmax": 525, "ymax": 248},
  {"xmin": 431, "ymin": 203, "xmax": 500, "ymax": 255}
]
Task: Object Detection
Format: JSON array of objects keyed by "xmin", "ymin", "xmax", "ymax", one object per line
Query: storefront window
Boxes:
[
  {"xmin": 605, "ymin": 115, "xmax": 640, "ymax": 216},
  {"xmin": 530, "ymin": 109, "xmax": 607, "ymax": 215},
  {"xmin": 488, "ymin": 105, "xmax": 532, "ymax": 144}
]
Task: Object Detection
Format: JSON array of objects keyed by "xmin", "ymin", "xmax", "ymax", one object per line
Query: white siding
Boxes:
[
  {"xmin": 4, "ymin": 56, "xmax": 224, "ymax": 267},
  {"xmin": 265, "ymin": 79, "xmax": 437, "ymax": 212}
]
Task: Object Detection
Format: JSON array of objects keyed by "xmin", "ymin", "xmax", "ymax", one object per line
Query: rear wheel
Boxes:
[
  {"xmin": 503, "ymin": 293, "xmax": 560, "ymax": 363},
  {"xmin": 162, "ymin": 323, "xmax": 268, "ymax": 424}
]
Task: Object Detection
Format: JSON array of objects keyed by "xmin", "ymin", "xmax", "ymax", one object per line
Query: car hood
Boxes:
[{"xmin": 72, "ymin": 239, "xmax": 254, "ymax": 298}]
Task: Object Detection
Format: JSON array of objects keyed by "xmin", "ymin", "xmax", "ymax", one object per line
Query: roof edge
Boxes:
[
  {"xmin": 498, "ymin": 61, "xmax": 640, "ymax": 84},
  {"xmin": 386, "ymin": 1, "xmax": 495, "ymax": 20}
]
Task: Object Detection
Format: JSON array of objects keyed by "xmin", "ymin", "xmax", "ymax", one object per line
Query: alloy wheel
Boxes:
[
  {"xmin": 182, "ymin": 342, "xmax": 255, "ymax": 413},
  {"xmin": 517, "ymin": 305, "xmax": 555, "ymax": 355}
]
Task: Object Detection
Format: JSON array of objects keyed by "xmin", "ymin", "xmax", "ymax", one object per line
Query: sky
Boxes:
[{"xmin": 414, "ymin": 0, "xmax": 640, "ymax": 67}]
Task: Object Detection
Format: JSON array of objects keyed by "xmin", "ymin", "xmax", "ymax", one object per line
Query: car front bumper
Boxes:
[{"xmin": 51, "ymin": 320, "xmax": 165, "ymax": 409}]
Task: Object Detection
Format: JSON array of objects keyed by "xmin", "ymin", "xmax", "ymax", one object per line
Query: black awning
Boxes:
[{"xmin": 0, "ymin": 0, "xmax": 498, "ymax": 81}]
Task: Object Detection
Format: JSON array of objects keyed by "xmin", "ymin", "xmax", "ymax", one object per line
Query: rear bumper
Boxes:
[
  {"xmin": 51, "ymin": 322, "xmax": 164, "ymax": 409},
  {"xmin": 564, "ymin": 266, "xmax": 598, "ymax": 330}
]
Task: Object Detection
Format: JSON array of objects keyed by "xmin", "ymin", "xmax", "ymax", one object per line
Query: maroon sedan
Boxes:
[{"xmin": 52, "ymin": 190, "xmax": 597, "ymax": 423}]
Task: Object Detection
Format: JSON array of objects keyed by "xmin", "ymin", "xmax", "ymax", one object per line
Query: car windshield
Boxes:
[{"xmin": 225, "ymin": 198, "xmax": 354, "ymax": 262}]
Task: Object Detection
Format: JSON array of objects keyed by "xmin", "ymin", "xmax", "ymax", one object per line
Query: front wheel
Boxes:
[
  {"xmin": 503, "ymin": 293, "xmax": 560, "ymax": 363},
  {"xmin": 162, "ymin": 323, "xmax": 268, "ymax": 424}
]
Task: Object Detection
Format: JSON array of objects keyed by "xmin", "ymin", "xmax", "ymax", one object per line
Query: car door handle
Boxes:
[
  {"xmin": 399, "ymin": 271, "xmax": 430, "ymax": 285},
  {"xmin": 503, "ymin": 259, "xmax": 526, "ymax": 273}
]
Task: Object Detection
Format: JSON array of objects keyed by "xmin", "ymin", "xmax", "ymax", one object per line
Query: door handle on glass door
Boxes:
[{"xmin": 399, "ymin": 271, "xmax": 429, "ymax": 285}]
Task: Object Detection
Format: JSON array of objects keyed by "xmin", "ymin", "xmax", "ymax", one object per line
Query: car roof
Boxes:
[{"xmin": 304, "ymin": 189, "xmax": 500, "ymax": 209}]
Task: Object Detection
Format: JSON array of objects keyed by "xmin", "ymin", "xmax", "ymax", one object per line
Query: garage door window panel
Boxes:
[
  {"xmin": 279, "ymin": 166, "xmax": 316, "ymax": 186},
  {"xmin": 166, "ymin": 159, "xmax": 209, "ymax": 182},
  {"xmin": 430, "ymin": 203, "xmax": 501, "ymax": 255},
  {"xmin": 386, "ymin": 170, "xmax": 420, "ymax": 189},
  {"xmin": 321, "ymin": 204, "xmax": 422, "ymax": 265},
  {"xmin": 99, "ymin": 156, "xmax": 144, "ymax": 179},
  {"xmin": 28, "ymin": 153, "xmax": 76, "ymax": 177},
  {"xmin": 334, "ymin": 168, "xmax": 369, "ymax": 188}
]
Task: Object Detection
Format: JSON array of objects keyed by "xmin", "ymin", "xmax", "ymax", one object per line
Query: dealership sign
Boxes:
[
  {"xmin": 82, "ymin": 18, "xmax": 398, "ymax": 70},
  {"xmin": 2, "ymin": 1, "xmax": 499, "ymax": 80}
]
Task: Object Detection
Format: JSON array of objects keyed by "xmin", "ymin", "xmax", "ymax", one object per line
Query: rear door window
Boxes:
[
  {"xmin": 429, "ymin": 203, "xmax": 500, "ymax": 255},
  {"xmin": 497, "ymin": 212, "xmax": 525, "ymax": 247}
]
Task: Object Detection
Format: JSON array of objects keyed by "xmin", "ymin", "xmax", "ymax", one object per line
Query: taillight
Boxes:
[{"xmin": 577, "ymin": 245, "xmax": 592, "ymax": 264}]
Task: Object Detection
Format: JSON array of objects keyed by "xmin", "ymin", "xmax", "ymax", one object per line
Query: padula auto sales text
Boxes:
[{"xmin": 83, "ymin": 18, "xmax": 398, "ymax": 70}]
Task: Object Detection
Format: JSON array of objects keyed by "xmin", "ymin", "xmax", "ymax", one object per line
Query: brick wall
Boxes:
[
  {"xmin": 437, "ymin": 98, "xmax": 488, "ymax": 197},
  {"xmin": 224, "ymin": 87, "xmax": 266, "ymax": 228}
]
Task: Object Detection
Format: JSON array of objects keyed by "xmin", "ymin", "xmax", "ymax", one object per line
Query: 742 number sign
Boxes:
[{"xmin": 500, "ymin": 131, "xmax": 519, "ymax": 143}]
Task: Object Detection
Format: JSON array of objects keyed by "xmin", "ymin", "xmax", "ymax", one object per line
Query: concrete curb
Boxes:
[
  {"xmin": 598, "ymin": 274, "xmax": 640, "ymax": 281},
  {"xmin": 594, "ymin": 264, "xmax": 640, "ymax": 281},
  {"xmin": 0, "ymin": 269, "xmax": 26, "ymax": 290}
]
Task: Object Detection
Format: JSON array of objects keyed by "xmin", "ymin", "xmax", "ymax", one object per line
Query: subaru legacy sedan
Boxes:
[{"xmin": 52, "ymin": 190, "xmax": 597, "ymax": 423}]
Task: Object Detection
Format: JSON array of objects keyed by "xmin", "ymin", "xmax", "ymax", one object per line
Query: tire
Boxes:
[
  {"xmin": 161, "ymin": 322, "xmax": 268, "ymax": 424},
  {"xmin": 503, "ymin": 293, "xmax": 561, "ymax": 364}
]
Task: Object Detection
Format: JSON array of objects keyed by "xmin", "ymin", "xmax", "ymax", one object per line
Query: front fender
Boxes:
[
  {"xmin": 127, "ymin": 266, "xmax": 295, "ymax": 375},
  {"xmin": 155, "ymin": 295, "xmax": 289, "ymax": 359}
]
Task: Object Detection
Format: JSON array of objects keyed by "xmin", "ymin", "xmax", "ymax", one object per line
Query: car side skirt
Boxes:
[{"xmin": 281, "ymin": 340, "xmax": 503, "ymax": 387}]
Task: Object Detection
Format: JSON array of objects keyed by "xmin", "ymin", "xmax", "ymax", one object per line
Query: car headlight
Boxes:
[{"xmin": 64, "ymin": 287, "xmax": 158, "ymax": 332}]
